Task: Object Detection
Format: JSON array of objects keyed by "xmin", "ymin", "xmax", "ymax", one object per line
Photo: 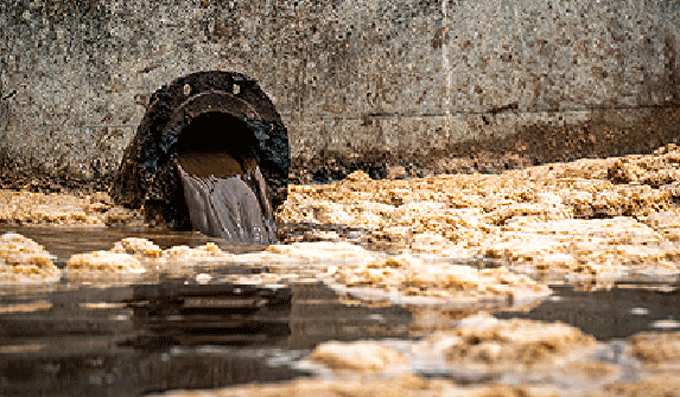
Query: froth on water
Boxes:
[{"xmin": 177, "ymin": 152, "xmax": 277, "ymax": 244}]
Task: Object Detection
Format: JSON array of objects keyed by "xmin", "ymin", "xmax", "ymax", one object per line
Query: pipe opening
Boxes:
[
  {"xmin": 175, "ymin": 112, "xmax": 277, "ymax": 244},
  {"xmin": 111, "ymin": 71, "xmax": 290, "ymax": 245},
  {"xmin": 175, "ymin": 112, "xmax": 260, "ymax": 179}
]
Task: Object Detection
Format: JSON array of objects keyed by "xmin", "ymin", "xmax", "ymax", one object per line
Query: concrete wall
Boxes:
[{"xmin": 1, "ymin": 0, "xmax": 679, "ymax": 182}]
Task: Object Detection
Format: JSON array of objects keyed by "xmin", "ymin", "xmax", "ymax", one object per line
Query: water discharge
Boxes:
[
  {"xmin": 110, "ymin": 71, "xmax": 290, "ymax": 237},
  {"xmin": 177, "ymin": 151, "xmax": 277, "ymax": 245}
]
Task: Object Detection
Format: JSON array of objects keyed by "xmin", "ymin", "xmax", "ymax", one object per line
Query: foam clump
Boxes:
[
  {"xmin": 418, "ymin": 313, "xmax": 596, "ymax": 369},
  {"xmin": 147, "ymin": 376, "xmax": 561, "ymax": 397},
  {"xmin": 305, "ymin": 340, "xmax": 409, "ymax": 374},
  {"xmin": 0, "ymin": 190, "xmax": 143, "ymax": 226},
  {"xmin": 277, "ymin": 144, "xmax": 680, "ymax": 285},
  {"xmin": 67, "ymin": 251, "xmax": 145, "ymax": 274},
  {"xmin": 323, "ymin": 255, "xmax": 550, "ymax": 304},
  {"xmin": 163, "ymin": 242, "xmax": 233, "ymax": 261},
  {"xmin": 67, "ymin": 239, "xmax": 234, "ymax": 273},
  {"xmin": 343, "ymin": 170, "xmax": 372, "ymax": 182},
  {"xmin": 148, "ymin": 314, "xmax": 614, "ymax": 397},
  {"xmin": 627, "ymin": 332, "xmax": 680, "ymax": 369},
  {"xmin": 62, "ymin": 238, "xmax": 237, "ymax": 279},
  {"xmin": 484, "ymin": 217, "xmax": 679, "ymax": 279},
  {"xmin": 401, "ymin": 313, "xmax": 628, "ymax": 393},
  {"xmin": 0, "ymin": 232, "xmax": 60, "ymax": 283},
  {"xmin": 232, "ymin": 241, "xmax": 378, "ymax": 264},
  {"xmin": 112, "ymin": 237, "xmax": 164, "ymax": 259},
  {"xmin": 589, "ymin": 331, "xmax": 680, "ymax": 397}
]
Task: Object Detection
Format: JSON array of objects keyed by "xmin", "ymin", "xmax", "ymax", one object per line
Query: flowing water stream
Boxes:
[{"xmin": 177, "ymin": 152, "xmax": 277, "ymax": 245}]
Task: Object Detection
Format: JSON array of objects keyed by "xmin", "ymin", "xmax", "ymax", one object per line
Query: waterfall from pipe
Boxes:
[{"xmin": 177, "ymin": 151, "xmax": 277, "ymax": 245}]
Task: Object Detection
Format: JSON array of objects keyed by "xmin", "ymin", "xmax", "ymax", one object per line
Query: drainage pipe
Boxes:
[{"xmin": 111, "ymin": 71, "xmax": 290, "ymax": 234}]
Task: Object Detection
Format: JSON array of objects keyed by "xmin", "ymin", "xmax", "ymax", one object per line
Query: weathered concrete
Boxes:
[{"xmin": 0, "ymin": 0, "xmax": 679, "ymax": 183}]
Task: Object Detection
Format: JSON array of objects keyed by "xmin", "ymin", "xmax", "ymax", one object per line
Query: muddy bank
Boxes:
[{"xmin": 0, "ymin": 169, "xmax": 112, "ymax": 194}]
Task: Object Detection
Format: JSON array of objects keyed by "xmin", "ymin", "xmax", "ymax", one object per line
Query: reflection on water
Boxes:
[
  {"xmin": 126, "ymin": 279, "xmax": 293, "ymax": 348},
  {"xmin": 1, "ymin": 226, "xmax": 680, "ymax": 396},
  {"xmin": 495, "ymin": 281, "xmax": 680, "ymax": 340},
  {"xmin": 0, "ymin": 279, "xmax": 412, "ymax": 397},
  {"xmin": 1, "ymin": 273, "xmax": 679, "ymax": 396}
]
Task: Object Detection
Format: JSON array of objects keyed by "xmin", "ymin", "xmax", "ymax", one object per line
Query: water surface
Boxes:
[
  {"xmin": 177, "ymin": 152, "xmax": 277, "ymax": 245},
  {"xmin": 1, "ymin": 226, "xmax": 679, "ymax": 396}
]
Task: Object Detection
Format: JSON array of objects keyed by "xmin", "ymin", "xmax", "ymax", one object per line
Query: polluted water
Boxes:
[
  {"xmin": 177, "ymin": 150, "xmax": 277, "ymax": 245},
  {"xmin": 2, "ymin": 146, "xmax": 680, "ymax": 396}
]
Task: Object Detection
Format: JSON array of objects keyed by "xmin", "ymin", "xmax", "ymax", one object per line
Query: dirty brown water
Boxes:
[
  {"xmin": 4, "ymin": 146, "xmax": 680, "ymax": 396},
  {"xmin": 0, "ymin": 225, "xmax": 679, "ymax": 396},
  {"xmin": 177, "ymin": 152, "xmax": 277, "ymax": 245},
  {"xmin": 0, "ymin": 225, "xmax": 413, "ymax": 396}
]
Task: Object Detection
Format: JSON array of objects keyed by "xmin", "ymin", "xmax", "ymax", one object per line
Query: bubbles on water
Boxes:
[
  {"xmin": 651, "ymin": 318, "xmax": 680, "ymax": 330},
  {"xmin": 196, "ymin": 273, "xmax": 212, "ymax": 283},
  {"xmin": 630, "ymin": 307, "xmax": 649, "ymax": 316}
]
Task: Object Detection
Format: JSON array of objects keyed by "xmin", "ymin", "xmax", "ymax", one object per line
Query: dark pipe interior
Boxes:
[{"xmin": 175, "ymin": 112, "xmax": 260, "ymax": 169}]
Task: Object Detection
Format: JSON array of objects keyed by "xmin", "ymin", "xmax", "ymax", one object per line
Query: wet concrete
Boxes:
[
  {"xmin": 3, "ymin": 1, "xmax": 680, "ymax": 187},
  {"xmin": 293, "ymin": 106, "xmax": 680, "ymax": 182}
]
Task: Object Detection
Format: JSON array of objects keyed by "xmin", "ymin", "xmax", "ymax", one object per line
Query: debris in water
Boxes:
[
  {"xmin": 278, "ymin": 144, "xmax": 680, "ymax": 287},
  {"xmin": 66, "ymin": 251, "xmax": 146, "ymax": 274},
  {"xmin": 322, "ymin": 255, "xmax": 551, "ymax": 305},
  {"xmin": 0, "ymin": 232, "xmax": 60, "ymax": 283}
]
